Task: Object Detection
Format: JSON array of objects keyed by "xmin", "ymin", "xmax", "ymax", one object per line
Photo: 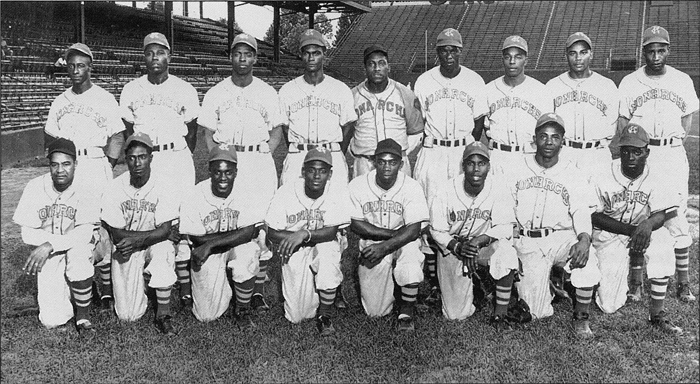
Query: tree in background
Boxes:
[
  {"xmin": 334, "ymin": 12, "xmax": 360, "ymax": 47},
  {"xmin": 264, "ymin": 12, "xmax": 333, "ymax": 54}
]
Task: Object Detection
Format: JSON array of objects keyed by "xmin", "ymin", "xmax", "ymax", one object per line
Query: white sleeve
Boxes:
[
  {"xmin": 21, "ymin": 224, "xmax": 96, "ymax": 252},
  {"xmin": 182, "ymin": 82, "xmax": 201, "ymax": 123},
  {"xmin": 198, "ymin": 88, "xmax": 218, "ymax": 131},
  {"xmin": 428, "ymin": 186, "xmax": 454, "ymax": 249}
]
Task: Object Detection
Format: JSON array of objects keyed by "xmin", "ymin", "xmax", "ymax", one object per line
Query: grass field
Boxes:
[{"xmin": 1, "ymin": 130, "xmax": 698, "ymax": 383}]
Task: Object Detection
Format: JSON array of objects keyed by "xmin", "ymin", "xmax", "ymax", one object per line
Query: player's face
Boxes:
[
  {"xmin": 533, "ymin": 125, "xmax": 564, "ymax": 159},
  {"xmin": 365, "ymin": 52, "xmax": 390, "ymax": 85},
  {"xmin": 643, "ymin": 43, "xmax": 669, "ymax": 72},
  {"xmin": 566, "ymin": 42, "xmax": 592, "ymax": 74},
  {"xmin": 49, "ymin": 152, "xmax": 76, "ymax": 192},
  {"xmin": 67, "ymin": 53, "xmax": 92, "ymax": 86},
  {"xmin": 303, "ymin": 160, "xmax": 332, "ymax": 196},
  {"xmin": 144, "ymin": 43, "xmax": 171, "ymax": 75},
  {"xmin": 231, "ymin": 44, "xmax": 257, "ymax": 76},
  {"xmin": 125, "ymin": 144, "xmax": 153, "ymax": 179},
  {"xmin": 301, "ymin": 44, "xmax": 325, "ymax": 73},
  {"xmin": 620, "ymin": 145, "xmax": 649, "ymax": 175},
  {"xmin": 374, "ymin": 153, "xmax": 402, "ymax": 186},
  {"xmin": 462, "ymin": 154, "xmax": 490, "ymax": 188},
  {"xmin": 437, "ymin": 45, "xmax": 461, "ymax": 71},
  {"xmin": 502, "ymin": 47, "xmax": 527, "ymax": 78},
  {"xmin": 209, "ymin": 160, "xmax": 237, "ymax": 198}
]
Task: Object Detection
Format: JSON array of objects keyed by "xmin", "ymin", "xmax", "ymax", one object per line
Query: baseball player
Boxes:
[
  {"xmin": 348, "ymin": 139, "xmax": 428, "ymax": 331},
  {"xmin": 180, "ymin": 144, "xmax": 264, "ymax": 326},
  {"xmin": 119, "ymin": 32, "xmax": 201, "ymax": 307},
  {"xmin": 13, "ymin": 138, "xmax": 101, "ymax": 337},
  {"xmin": 507, "ymin": 113, "xmax": 601, "ymax": 338},
  {"xmin": 484, "ymin": 35, "xmax": 551, "ymax": 175},
  {"xmin": 591, "ymin": 124, "xmax": 682, "ymax": 334},
  {"xmin": 616, "ymin": 26, "xmax": 699, "ymax": 303},
  {"xmin": 44, "ymin": 42, "xmax": 124, "ymax": 310},
  {"xmin": 265, "ymin": 148, "xmax": 351, "ymax": 336},
  {"xmin": 546, "ymin": 32, "xmax": 619, "ymax": 180},
  {"xmin": 413, "ymin": 28, "xmax": 489, "ymax": 303},
  {"xmin": 199, "ymin": 33, "xmax": 284, "ymax": 310},
  {"xmin": 100, "ymin": 133, "xmax": 179, "ymax": 335},
  {"xmin": 429, "ymin": 142, "xmax": 519, "ymax": 329},
  {"xmin": 348, "ymin": 45, "xmax": 424, "ymax": 178}
]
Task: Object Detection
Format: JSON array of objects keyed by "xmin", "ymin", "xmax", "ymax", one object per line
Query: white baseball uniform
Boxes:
[
  {"xmin": 13, "ymin": 174, "xmax": 101, "ymax": 328},
  {"xmin": 350, "ymin": 79, "xmax": 424, "ymax": 177},
  {"xmin": 547, "ymin": 71, "xmax": 619, "ymax": 177},
  {"xmin": 507, "ymin": 155, "xmax": 601, "ymax": 319},
  {"xmin": 485, "ymin": 75, "xmax": 551, "ymax": 175},
  {"xmin": 100, "ymin": 172, "xmax": 178, "ymax": 321},
  {"xmin": 592, "ymin": 160, "xmax": 677, "ymax": 314},
  {"xmin": 429, "ymin": 174, "xmax": 519, "ymax": 320},
  {"xmin": 618, "ymin": 65, "xmax": 699, "ymax": 249},
  {"xmin": 348, "ymin": 170, "xmax": 428, "ymax": 317},
  {"xmin": 265, "ymin": 178, "xmax": 350, "ymax": 323},
  {"xmin": 179, "ymin": 180, "xmax": 264, "ymax": 322}
]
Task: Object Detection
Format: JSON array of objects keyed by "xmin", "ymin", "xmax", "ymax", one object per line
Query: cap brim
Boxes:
[{"xmin": 643, "ymin": 37, "xmax": 669, "ymax": 46}]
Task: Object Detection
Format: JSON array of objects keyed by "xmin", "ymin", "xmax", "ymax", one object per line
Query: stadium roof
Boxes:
[{"xmin": 246, "ymin": 1, "xmax": 372, "ymax": 14}]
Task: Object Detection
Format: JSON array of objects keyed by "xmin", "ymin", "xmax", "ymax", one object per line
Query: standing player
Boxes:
[
  {"xmin": 265, "ymin": 148, "xmax": 350, "ymax": 336},
  {"xmin": 13, "ymin": 139, "xmax": 100, "ymax": 337},
  {"xmin": 348, "ymin": 45, "xmax": 424, "ymax": 178},
  {"xmin": 508, "ymin": 113, "xmax": 601, "ymax": 338},
  {"xmin": 348, "ymin": 139, "xmax": 428, "ymax": 331},
  {"xmin": 44, "ymin": 42, "xmax": 124, "ymax": 310},
  {"xmin": 591, "ymin": 124, "xmax": 682, "ymax": 334},
  {"xmin": 617, "ymin": 26, "xmax": 699, "ymax": 303},
  {"xmin": 484, "ymin": 36, "xmax": 550, "ymax": 175},
  {"xmin": 198, "ymin": 33, "xmax": 284, "ymax": 310},
  {"xmin": 180, "ymin": 144, "xmax": 264, "ymax": 327},
  {"xmin": 101, "ymin": 133, "xmax": 179, "ymax": 335},
  {"xmin": 413, "ymin": 28, "xmax": 489, "ymax": 302},
  {"xmin": 429, "ymin": 142, "xmax": 519, "ymax": 328},
  {"xmin": 119, "ymin": 32, "xmax": 201, "ymax": 307}
]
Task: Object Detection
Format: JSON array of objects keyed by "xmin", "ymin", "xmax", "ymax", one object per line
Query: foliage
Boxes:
[{"xmin": 264, "ymin": 13, "xmax": 333, "ymax": 54}]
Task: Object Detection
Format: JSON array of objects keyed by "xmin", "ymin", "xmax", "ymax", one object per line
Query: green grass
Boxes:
[{"xmin": 1, "ymin": 128, "xmax": 698, "ymax": 383}]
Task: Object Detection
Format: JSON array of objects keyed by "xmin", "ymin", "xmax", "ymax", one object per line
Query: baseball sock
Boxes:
[
  {"xmin": 629, "ymin": 251, "xmax": 644, "ymax": 288},
  {"xmin": 317, "ymin": 288, "xmax": 336, "ymax": 316},
  {"xmin": 494, "ymin": 271, "xmax": 514, "ymax": 317},
  {"xmin": 649, "ymin": 277, "xmax": 669, "ymax": 317},
  {"xmin": 254, "ymin": 259, "xmax": 268, "ymax": 296},
  {"xmin": 98, "ymin": 264, "xmax": 112, "ymax": 298},
  {"xmin": 574, "ymin": 287, "xmax": 594, "ymax": 315},
  {"xmin": 175, "ymin": 260, "xmax": 191, "ymax": 298},
  {"xmin": 70, "ymin": 278, "xmax": 93, "ymax": 323},
  {"xmin": 675, "ymin": 247, "xmax": 690, "ymax": 284},
  {"xmin": 234, "ymin": 277, "xmax": 255, "ymax": 312},
  {"xmin": 155, "ymin": 287, "xmax": 172, "ymax": 318},
  {"xmin": 399, "ymin": 283, "xmax": 419, "ymax": 318},
  {"xmin": 426, "ymin": 254, "xmax": 438, "ymax": 286}
]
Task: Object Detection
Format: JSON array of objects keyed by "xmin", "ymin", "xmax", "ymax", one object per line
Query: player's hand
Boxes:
[
  {"xmin": 23, "ymin": 242, "xmax": 53, "ymax": 275},
  {"xmin": 168, "ymin": 224, "xmax": 181, "ymax": 243},
  {"xmin": 462, "ymin": 239, "xmax": 480, "ymax": 276},
  {"xmin": 628, "ymin": 221, "xmax": 653, "ymax": 254},
  {"xmin": 112, "ymin": 249, "xmax": 131, "ymax": 263},
  {"xmin": 278, "ymin": 231, "xmax": 305, "ymax": 264},
  {"xmin": 360, "ymin": 243, "xmax": 388, "ymax": 269},
  {"xmin": 115, "ymin": 237, "xmax": 145, "ymax": 258},
  {"xmin": 569, "ymin": 234, "xmax": 591, "ymax": 269},
  {"xmin": 191, "ymin": 243, "xmax": 213, "ymax": 270}
]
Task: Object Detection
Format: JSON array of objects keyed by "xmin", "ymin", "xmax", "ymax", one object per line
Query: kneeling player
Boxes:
[
  {"xmin": 348, "ymin": 139, "xmax": 428, "ymax": 331},
  {"xmin": 101, "ymin": 133, "xmax": 179, "ymax": 335},
  {"xmin": 180, "ymin": 144, "xmax": 263, "ymax": 327},
  {"xmin": 429, "ymin": 142, "xmax": 519, "ymax": 328},
  {"xmin": 592, "ymin": 124, "xmax": 682, "ymax": 334},
  {"xmin": 13, "ymin": 139, "xmax": 101, "ymax": 337},
  {"xmin": 266, "ymin": 148, "xmax": 350, "ymax": 336}
]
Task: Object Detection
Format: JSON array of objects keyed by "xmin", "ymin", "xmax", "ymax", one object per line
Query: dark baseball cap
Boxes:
[
  {"xmin": 565, "ymin": 32, "xmax": 592, "ymax": 50},
  {"xmin": 232, "ymin": 33, "xmax": 257, "ymax": 52},
  {"xmin": 304, "ymin": 147, "xmax": 333, "ymax": 166},
  {"xmin": 436, "ymin": 28, "xmax": 463, "ymax": 48},
  {"xmin": 209, "ymin": 143, "xmax": 238, "ymax": 164},
  {"xmin": 374, "ymin": 138, "xmax": 402, "ymax": 158},
  {"xmin": 363, "ymin": 44, "xmax": 388, "ymax": 63},
  {"xmin": 618, "ymin": 123, "xmax": 650, "ymax": 148},
  {"xmin": 462, "ymin": 141, "xmax": 490, "ymax": 161},
  {"xmin": 47, "ymin": 138, "xmax": 76, "ymax": 158},
  {"xmin": 502, "ymin": 35, "xmax": 528, "ymax": 54},
  {"xmin": 65, "ymin": 42, "xmax": 93, "ymax": 60},
  {"xmin": 642, "ymin": 26, "xmax": 670, "ymax": 46},
  {"xmin": 299, "ymin": 29, "xmax": 327, "ymax": 50},
  {"xmin": 125, "ymin": 132, "xmax": 154, "ymax": 151},
  {"xmin": 143, "ymin": 32, "xmax": 170, "ymax": 50},
  {"xmin": 535, "ymin": 112, "xmax": 566, "ymax": 134}
]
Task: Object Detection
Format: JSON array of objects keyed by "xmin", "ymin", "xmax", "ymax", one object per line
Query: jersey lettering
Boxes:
[
  {"xmin": 449, "ymin": 208, "xmax": 491, "ymax": 222},
  {"xmin": 288, "ymin": 95, "xmax": 341, "ymax": 116},
  {"xmin": 630, "ymin": 88, "xmax": 687, "ymax": 114},
  {"xmin": 362, "ymin": 200, "xmax": 404, "ymax": 215},
  {"xmin": 355, "ymin": 100, "xmax": 405, "ymax": 119},
  {"xmin": 489, "ymin": 96, "xmax": 543, "ymax": 120},
  {"xmin": 55, "ymin": 103, "xmax": 109, "ymax": 129},
  {"xmin": 287, "ymin": 208, "xmax": 326, "ymax": 227},
  {"xmin": 120, "ymin": 199, "xmax": 157, "ymax": 214},
  {"xmin": 516, "ymin": 176, "xmax": 570, "ymax": 206},
  {"xmin": 423, "ymin": 88, "xmax": 475, "ymax": 112},
  {"xmin": 216, "ymin": 97, "xmax": 270, "ymax": 124},
  {"xmin": 605, "ymin": 189, "xmax": 650, "ymax": 210},
  {"xmin": 38, "ymin": 204, "xmax": 77, "ymax": 221},
  {"xmin": 128, "ymin": 94, "xmax": 186, "ymax": 115},
  {"xmin": 203, "ymin": 208, "xmax": 240, "ymax": 232},
  {"xmin": 553, "ymin": 90, "xmax": 609, "ymax": 116}
]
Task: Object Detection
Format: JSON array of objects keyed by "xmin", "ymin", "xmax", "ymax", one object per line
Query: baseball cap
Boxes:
[
  {"xmin": 47, "ymin": 138, "xmax": 77, "ymax": 159},
  {"xmin": 363, "ymin": 44, "xmax": 389, "ymax": 63},
  {"xmin": 502, "ymin": 35, "xmax": 528, "ymax": 54},
  {"xmin": 232, "ymin": 33, "xmax": 257, "ymax": 52},
  {"xmin": 462, "ymin": 141, "xmax": 490, "ymax": 161},
  {"xmin": 535, "ymin": 112, "xmax": 566, "ymax": 133},
  {"xmin": 436, "ymin": 28, "xmax": 463, "ymax": 48},
  {"xmin": 299, "ymin": 29, "xmax": 327, "ymax": 50},
  {"xmin": 65, "ymin": 42, "xmax": 93, "ymax": 60},
  {"xmin": 618, "ymin": 123, "xmax": 650, "ymax": 148},
  {"xmin": 303, "ymin": 147, "xmax": 333, "ymax": 166},
  {"xmin": 125, "ymin": 132, "xmax": 154, "ymax": 151},
  {"xmin": 374, "ymin": 138, "xmax": 402, "ymax": 158},
  {"xmin": 642, "ymin": 26, "xmax": 670, "ymax": 46},
  {"xmin": 565, "ymin": 32, "xmax": 592, "ymax": 50},
  {"xmin": 208, "ymin": 143, "xmax": 238, "ymax": 164},
  {"xmin": 143, "ymin": 32, "xmax": 170, "ymax": 50}
]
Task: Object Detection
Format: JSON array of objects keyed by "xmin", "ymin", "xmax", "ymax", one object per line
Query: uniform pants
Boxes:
[{"xmin": 649, "ymin": 144, "xmax": 691, "ymax": 249}]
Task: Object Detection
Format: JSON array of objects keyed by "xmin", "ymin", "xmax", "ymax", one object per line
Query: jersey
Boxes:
[
  {"xmin": 413, "ymin": 65, "xmax": 489, "ymax": 141},
  {"xmin": 199, "ymin": 76, "xmax": 284, "ymax": 146},
  {"xmin": 119, "ymin": 74, "xmax": 200, "ymax": 146},
  {"xmin": 350, "ymin": 79, "xmax": 424, "ymax": 156},
  {"xmin": 547, "ymin": 71, "xmax": 619, "ymax": 142},
  {"xmin": 278, "ymin": 74, "xmax": 355, "ymax": 144},
  {"xmin": 485, "ymin": 75, "xmax": 550, "ymax": 146}
]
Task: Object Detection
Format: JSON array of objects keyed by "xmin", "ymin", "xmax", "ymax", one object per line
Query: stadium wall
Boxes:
[{"xmin": 1, "ymin": 127, "xmax": 44, "ymax": 167}]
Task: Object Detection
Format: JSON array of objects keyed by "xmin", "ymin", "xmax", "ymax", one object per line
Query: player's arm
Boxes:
[
  {"xmin": 592, "ymin": 210, "xmax": 667, "ymax": 254},
  {"xmin": 472, "ymin": 115, "xmax": 486, "ymax": 141},
  {"xmin": 350, "ymin": 219, "xmax": 396, "ymax": 241},
  {"xmin": 20, "ymin": 224, "xmax": 97, "ymax": 275},
  {"xmin": 189, "ymin": 224, "xmax": 259, "ymax": 268},
  {"xmin": 681, "ymin": 112, "xmax": 694, "ymax": 137},
  {"xmin": 103, "ymin": 220, "xmax": 172, "ymax": 259},
  {"xmin": 185, "ymin": 119, "xmax": 198, "ymax": 153},
  {"xmin": 268, "ymin": 125, "xmax": 285, "ymax": 155},
  {"xmin": 341, "ymin": 121, "xmax": 356, "ymax": 154},
  {"xmin": 358, "ymin": 222, "xmax": 421, "ymax": 267},
  {"xmin": 105, "ymin": 131, "xmax": 126, "ymax": 168},
  {"xmin": 268, "ymin": 225, "xmax": 339, "ymax": 263}
]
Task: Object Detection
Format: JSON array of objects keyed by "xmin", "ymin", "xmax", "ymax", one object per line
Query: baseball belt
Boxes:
[
  {"xmin": 431, "ymin": 138, "xmax": 469, "ymax": 147},
  {"xmin": 234, "ymin": 144, "xmax": 261, "ymax": 153},
  {"xmin": 519, "ymin": 228, "xmax": 556, "ymax": 238},
  {"xmin": 564, "ymin": 139, "xmax": 602, "ymax": 149},
  {"xmin": 152, "ymin": 142, "xmax": 176, "ymax": 152},
  {"xmin": 76, "ymin": 147, "xmax": 105, "ymax": 158},
  {"xmin": 490, "ymin": 141, "xmax": 522, "ymax": 152},
  {"xmin": 292, "ymin": 142, "xmax": 341, "ymax": 152},
  {"xmin": 648, "ymin": 137, "xmax": 676, "ymax": 146}
]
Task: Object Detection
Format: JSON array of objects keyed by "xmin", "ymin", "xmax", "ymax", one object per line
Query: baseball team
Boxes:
[{"xmin": 14, "ymin": 24, "xmax": 698, "ymax": 339}]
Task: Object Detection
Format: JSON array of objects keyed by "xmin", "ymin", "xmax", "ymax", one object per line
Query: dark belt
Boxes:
[
  {"xmin": 519, "ymin": 228, "xmax": 556, "ymax": 238},
  {"xmin": 491, "ymin": 141, "xmax": 522, "ymax": 152},
  {"xmin": 234, "ymin": 144, "xmax": 260, "ymax": 152},
  {"xmin": 351, "ymin": 151, "xmax": 372, "ymax": 160},
  {"xmin": 432, "ymin": 138, "xmax": 468, "ymax": 147},
  {"xmin": 152, "ymin": 143, "xmax": 175, "ymax": 152},
  {"xmin": 565, "ymin": 139, "xmax": 601, "ymax": 149},
  {"xmin": 649, "ymin": 137, "xmax": 675, "ymax": 146},
  {"xmin": 296, "ymin": 143, "xmax": 340, "ymax": 152}
]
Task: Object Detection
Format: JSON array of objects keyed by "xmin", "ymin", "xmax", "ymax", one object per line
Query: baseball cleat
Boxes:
[
  {"xmin": 180, "ymin": 295, "xmax": 193, "ymax": 309},
  {"xmin": 76, "ymin": 319, "xmax": 96, "ymax": 340},
  {"xmin": 397, "ymin": 315, "xmax": 415, "ymax": 332},
  {"xmin": 489, "ymin": 315, "xmax": 513, "ymax": 332},
  {"xmin": 316, "ymin": 315, "xmax": 335, "ymax": 336},
  {"xmin": 424, "ymin": 286, "xmax": 441, "ymax": 306},
  {"xmin": 677, "ymin": 283, "xmax": 696, "ymax": 302},
  {"xmin": 154, "ymin": 315, "xmax": 177, "ymax": 336},
  {"xmin": 650, "ymin": 312, "xmax": 683, "ymax": 335},
  {"xmin": 626, "ymin": 284, "xmax": 643, "ymax": 302},
  {"xmin": 251, "ymin": 294, "xmax": 270, "ymax": 311},
  {"xmin": 334, "ymin": 286, "xmax": 348, "ymax": 310},
  {"xmin": 235, "ymin": 309, "xmax": 256, "ymax": 330},
  {"xmin": 99, "ymin": 295, "xmax": 114, "ymax": 314},
  {"xmin": 572, "ymin": 312, "xmax": 595, "ymax": 339}
]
